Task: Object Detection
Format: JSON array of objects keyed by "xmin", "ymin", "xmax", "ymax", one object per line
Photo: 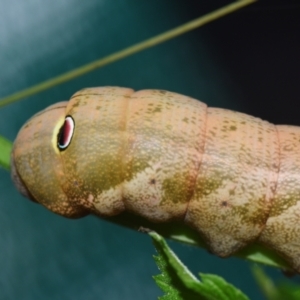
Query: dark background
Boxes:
[{"xmin": 0, "ymin": 1, "xmax": 299, "ymax": 299}]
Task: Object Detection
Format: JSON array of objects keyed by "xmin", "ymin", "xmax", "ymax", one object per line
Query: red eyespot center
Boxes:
[{"xmin": 57, "ymin": 116, "xmax": 75, "ymax": 150}]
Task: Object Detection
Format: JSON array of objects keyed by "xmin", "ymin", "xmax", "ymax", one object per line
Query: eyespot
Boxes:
[{"xmin": 57, "ymin": 116, "xmax": 75, "ymax": 151}]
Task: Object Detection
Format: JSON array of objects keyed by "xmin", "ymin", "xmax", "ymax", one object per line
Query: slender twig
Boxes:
[{"xmin": 0, "ymin": 0, "xmax": 256, "ymax": 108}]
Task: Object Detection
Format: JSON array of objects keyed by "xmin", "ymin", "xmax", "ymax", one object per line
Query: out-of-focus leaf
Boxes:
[
  {"xmin": 252, "ymin": 265, "xmax": 300, "ymax": 300},
  {"xmin": 0, "ymin": 136, "xmax": 12, "ymax": 170},
  {"xmin": 277, "ymin": 283, "xmax": 300, "ymax": 300}
]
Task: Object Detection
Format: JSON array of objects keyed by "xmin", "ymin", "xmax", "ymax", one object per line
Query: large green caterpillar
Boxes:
[{"xmin": 11, "ymin": 86, "xmax": 300, "ymax": 272}]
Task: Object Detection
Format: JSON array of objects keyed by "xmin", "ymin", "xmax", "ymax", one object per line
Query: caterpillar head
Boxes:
[
  {"xmin": 11, "ymin": 87, "xmax": 134, "ymax": 219},
  {"xmin": 11, "ymin": 101, "xmax": 88, "ymax": 218}
]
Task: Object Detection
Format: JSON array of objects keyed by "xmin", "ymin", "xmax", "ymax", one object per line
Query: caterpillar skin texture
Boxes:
[{"xmin": 11, "ymin": 87, "xmax": 300, "ymax": 272}]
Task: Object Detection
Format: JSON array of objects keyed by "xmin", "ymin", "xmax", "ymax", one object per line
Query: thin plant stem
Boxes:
[{"xmin": 0, "ymin": 0, "xmax": 256, "ymax": 108}]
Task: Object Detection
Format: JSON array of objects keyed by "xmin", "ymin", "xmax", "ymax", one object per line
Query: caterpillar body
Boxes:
[{"xmin": 11, "ymin": 87, "xmax": 300, "ymax": 272}]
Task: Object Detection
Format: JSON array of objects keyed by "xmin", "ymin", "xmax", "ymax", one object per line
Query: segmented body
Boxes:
[{"xmin": 11, "ymin": 87, "xmax": 300, "ymax": 272}]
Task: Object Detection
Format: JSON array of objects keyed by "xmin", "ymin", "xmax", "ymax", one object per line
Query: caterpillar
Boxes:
[{"xmin": 11, "ymin": 86, "xmax": 300, "ymax": 273}]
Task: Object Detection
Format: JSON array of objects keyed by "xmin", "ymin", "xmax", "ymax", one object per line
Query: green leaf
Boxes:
[
  {"xmin": 252, "ymin": 265, "xmax": 300, "ymax": 300},
  {"xmin": 150, "ymin": 231, "xmax": 249, "ymax": 300},
  {"xmin": 276, "ymin": 283, "xmax": 300, "ymax": 300},
  {"xmin": 0, "ymin": 135, "xmax": 12, "ymax": 170},
  {"xmin": 153, "ymin": 252, "xmax": 190, "ymax": 300},
  {"xmin": 251, "ymin": 265, "xmax": 280, "ymax": 300},
  {"xmin": 152, "ymin": 231, "xmax": 204, "ymax": 300},
  {"xmin": 199, "ymin": 274, "xmax": 249, "ymax": 300}
]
